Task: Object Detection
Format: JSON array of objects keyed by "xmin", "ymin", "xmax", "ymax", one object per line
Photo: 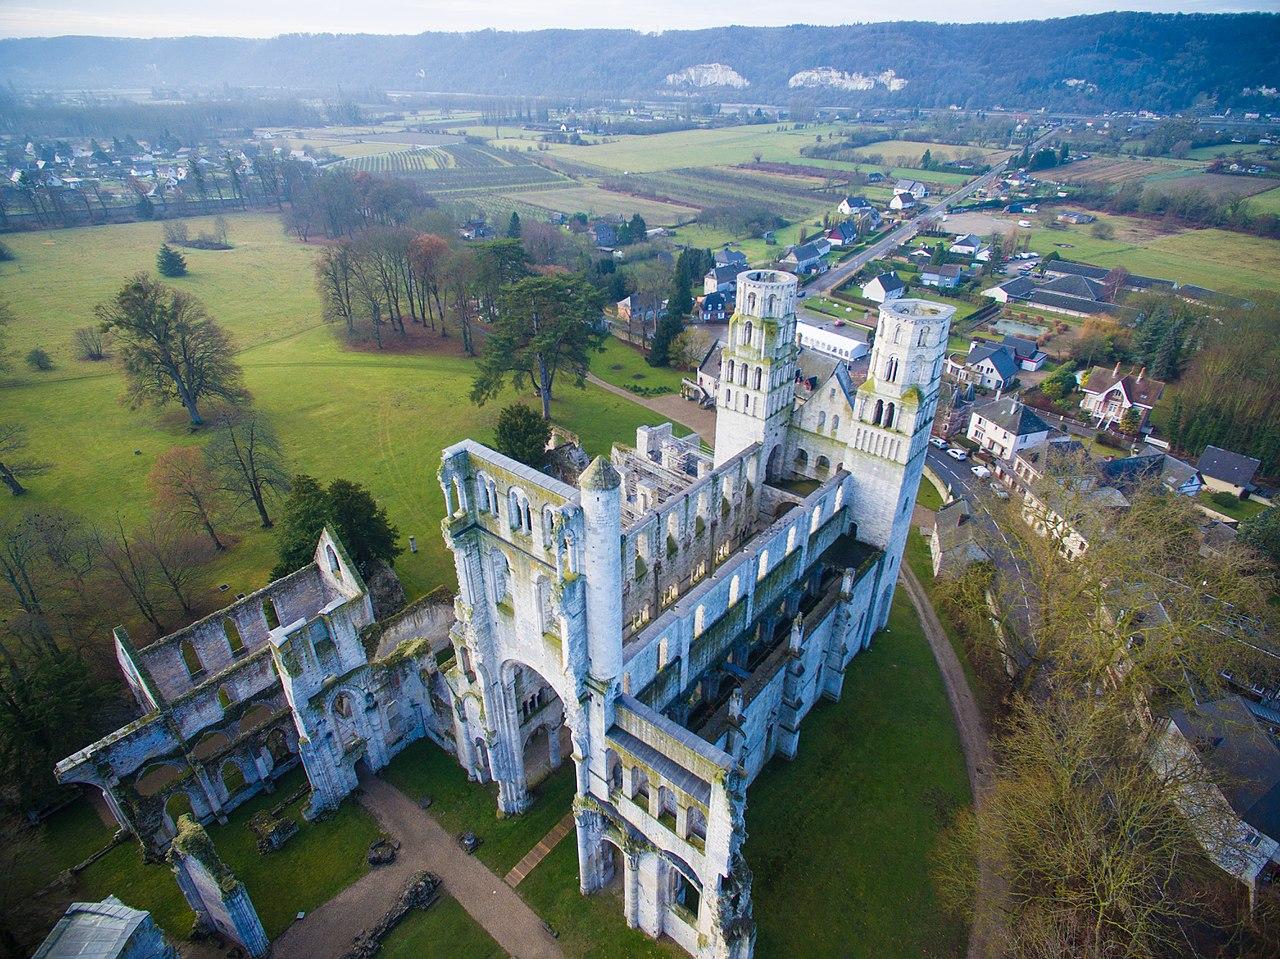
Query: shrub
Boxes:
[
  {"xmin": 494, "ymin": 403, "xmax": 550, "ymax": 468},
  {"xmin": 73, "ymin": 326, "xmax": 109, "ymax": 360},
  {"xmin": 25, "ymin": 347, "xmax": 53, "ymax": 371},
  {"xmin": 1210, "ymin": 490, "xmax": 1241, "ymax": 510},
  {"xmin": 0, "ymin": 240, "xmax": 13, "ymax": 262}
]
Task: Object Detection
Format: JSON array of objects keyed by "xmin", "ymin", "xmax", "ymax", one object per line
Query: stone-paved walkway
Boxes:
[
  {"xmin": 900, "ymin": 566, "xmax": 1005, "ymax": 959},
  {"xmin": 504, "ymin": 811, "xmax": 576, "ymax": 887},
  {"xmin": 273, "ymin": 777, "xmax": 563, "ymax": 959}
]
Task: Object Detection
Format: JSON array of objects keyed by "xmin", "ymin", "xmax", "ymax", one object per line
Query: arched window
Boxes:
[
  {"xmin": 726, "ymin": 358, "xmax": 735, "ymax": 382},
  {"xmin": 885, "ymin": 402, "xmax": 896, "ymax": 429},
  {"xmin": 752, "ymin": 366, "xmax": 762, "ymax": 390},
  {"xmin": 794, "ymin": 448, "xmax": 808, "ymax": 468},
  {"xmin": 562, "ymin": 530, "xmax": 578, "ymax": 575},
  {"xmin": 491, "ymin": 550, "xmax": 511, "ymax": 604},
  {"xmin": 180, "ymin": 639, "xmax": 204, "ymax": 679},
  {"xmin": 810, "ymin": 507, "xmax": 822, "ymax": 533},
  {"xmin": 893, "ymin": 324, "xmax": 902, "ymax": 344},
  {"xmin": 325, "ymin": 545, "xmax": 342, "ymax": 579},
  {"xmin": 872, "ymin": 399, "xmax": 884, "ymax": 426},
  {"xmin": 262, "ymin": 597, "xmax": 280, "ymax": 630},
  {"xmin": 757, "ymin": 550, "xmax": 770, "ymax": 581},
  {"xmin": 738, "ymin": 364, "xmax": 747, "ymax": 386},
  {"xmin": 817, "ymin": 410, "xmax": 826, "ymax": 431},
  {"xmin": 886, "ymin": 356, "xmax": 899, "ymax": 383},
  {"xmin": 816, "ymin": 455, "xmax": 831, "ymax": 476},
  {"xmin": 542, "ymin": 505, "xmax": 556, "ymax": 547},
  {"xmin": 766, "ymin": 293, "xmax": 776, "ymax": 316},
  {"xmin": 220, "ymin": 760, "xmax": 247, "ymax": 798},
  {"xmin": 746, "ymin": 296, "xmax": 756, "ymax": 318},
  {"xmin": 831, "ymin": 415, "xmax": 840, "ymax": 434},
  {"xmin": 223, "ymin": 618, "xmax": 244, "ymax": 656},
  {"xmin": 217, "ymin": 686, "xmax": 232, "ymax": 710},
  {"xmin": 918, "ymin": 327, "xmax": 929, "ymax": 347}
]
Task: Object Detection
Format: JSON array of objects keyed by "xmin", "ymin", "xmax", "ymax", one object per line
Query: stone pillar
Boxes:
[
  {"xmin": 623, "ymin": 849, "xmax": 641, "ymax": 929},
  {"xmin": 169, "ymin": 816, "xmax": 269, "ymax": 958}
]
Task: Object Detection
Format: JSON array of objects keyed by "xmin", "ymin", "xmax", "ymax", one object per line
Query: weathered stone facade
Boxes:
[{"xmin": 59, "ymin": 276, "xmax": 951, "ymax": 959}]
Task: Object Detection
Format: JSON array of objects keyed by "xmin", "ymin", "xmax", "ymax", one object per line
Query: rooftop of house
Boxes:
[
  {"xmin": 714, "ymin": 248, "xmax": 748, "ymax": 267},
  {"xmin": 1169, "ymin": 695, "xmax": 1280, "ymax": 841},
  {"xmin": 707, "ymin": 264, "xmax": 740, "ymax": 284},
  {"xmin": 1041, "ymin": 273, "xmax": 1105, "ymax": 301},
  {"xmin": 784, "ymin": 241, "xmax": 825, "ymax": 262},
  {"xmin": 1001, "ymin": 334, "xmax": 1039, "ymax": 359},
  {"xmin": 1198, "ymin": 445, "xmax": 1262, "ymax": 488},
  {"xmin": 965, "ymin": 342, "xmax": 1020, "ymax": 380},
  {"xmin": 841, "ymin": 195, "xmax": 872, "ymax": 208},
  {"xmin": 1082, "ymin": 365, "xmax": 1166, "ymax": 408},
  {"xmin": 974, "ymin": 396, "xmax": 1050, "ymax": 438},
  {"xmin": 924, "ymin": 263, "xmax": 963, "ymax": 278},
  {"xmin": 933, "ymin": 498, "xmax": 978, "ymax": 552},
  {"xmin": 952, "ymin": 233, "xmax": 983, "ymax": 248},
  {"xmin": 864, "ymin": 272, "xmax": 905, "ymax": 293}
]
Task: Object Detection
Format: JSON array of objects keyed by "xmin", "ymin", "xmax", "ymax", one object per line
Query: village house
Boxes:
[
  {"xmin": 1198, "ymin": 446, "xmax": 1262, "ymax": 498},
  {"xmin": 825, "ymin": 221, "xmax": 860, "ymax": 248},
  {"xmin": 946, "ymin": 340, "xmax": 1021, "ymax": 391},
  {"xmin": 1000, "ymin": 334, "xmax": 1047, "ymax": 372},
  {"xmin": 838, "ymin": 195, "xmax": 874, "ymax": 216},
  {"xmin": 1078, "ymin": 363, "xmax": 1165, "ymax": 430},
  {"xmin": 714, "ymin": 248, "xmax": 748, "ymax": 269},
  {"xmin": 699, "ymin": 291, "xmax": 733, "ymax": 322},
  {"xmin": 920, "ymin": 263, "xmax": 964, "ymax": 289},
  {"xmin": 778, "ymin": 241, "xmax": 827, "ymax": 274},
  {"xmin": 590, "ymin": 221, "xmax": 618, "ymax": 248},
  {"xmin": 704, "ymin": 264, "xmax": 741, "ymax": 295},
  {"xmin": 930, "ymin": 498, "xmax": 990, "ymax": 576},
  {"xmin": 861, "ymin": 272, "xmax": 905, "ymax": 304},
  {"xmin": 949, "ymin": 233, "xmax": 984, "ymax": 257},
  {"xmin": 967, "ymin": 397, "xmax": 1051, "ymax": 461},
  {"xmin": 894, "ymin": 179, "xmax": 927, "ymax": 199},
  {"xmin": 889, "ymin": 191, "xmax": 916, "ymax": 212}
]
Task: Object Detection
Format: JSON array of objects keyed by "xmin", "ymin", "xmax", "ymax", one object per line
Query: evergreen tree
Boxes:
[
  {"xmin": 921, "ymin": 148, "xmax": 932, "ymax": 169},
  {"xmin": 628, "ymin": 213, "xmax": 647, "ymax": 241},
  {"xmin": 1238, "ymin": 507, "xmax": 1280, "ymax": 566},
  {"xmin": 1060, "ymin": 141, "xmax": 1070, "ymax": 163},
  {"xmin": 648, "ymin": 313, "xmax": 684, "ymax": 368},
  {"xmin": 1151, "ymin": 325, "xmax": 1183, "ymax": 381},
  {"xmin": 495, "ymin": 403, "xmax": 551, "ymax": 468},
  {"xmin": 156, "ymin": 243, "xmax": 187, "ymax": 277},
  {"xmin": 273, "ymin": 474, "xmax": 402, "ymax": 578},
  {"xmin": 506, "ymin": 211, "xmax": 522, "ymax": 238}
]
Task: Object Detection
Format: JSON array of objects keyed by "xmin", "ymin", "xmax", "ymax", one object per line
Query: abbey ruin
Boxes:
[{"xmin": 57, "ymin": 271, "xmax": 953, "ymax": 959}]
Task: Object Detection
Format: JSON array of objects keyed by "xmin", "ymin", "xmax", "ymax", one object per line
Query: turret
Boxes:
[{"xmin": 578, "ymin": 456, "xmax": 622, "ymax": 684}]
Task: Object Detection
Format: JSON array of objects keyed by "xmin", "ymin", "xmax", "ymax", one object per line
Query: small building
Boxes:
[
  {"xmin": 920, "ymin": 263, "xmax": 964, "ymax": 289},
  {"xmin": 590, "ymin": 221, "xmax": 618, "ymax": 248},
  {"xmin": 982, "ymin": 275, "xmax": 1036, "ymax": 304},
  {"xmin": 949, "ymin": 233, "xmax": 984, "ymax": 257},
  {"xmin": 794, "ymin": 314, "xmax": 870, "ymax": 363},
  {"xmin": 838, "ymin": 195, "xmax": 874, "ymax": 216},
  {"xmin": 861, "ymin": 272, "xmax": 905, "ymax": 304},
  {"xmin": 865, "ymin": 171, "xmax": 886, "ymax": 183},
  {"xmin": 967, "ymin": 397, "xmax": 1050, "ymax": 461},
  {"xmin": 699, "ymin": 291, "xmax": 733, "ymax": 322},
  {"xmin": 704, "ymin": 264, "xmax": 741, "ymax": 295},
  {"xmin": 1055, "ymin": 211, "xmax": 1095, "ymax": 225},
  {"xmin": 714, "ymin": 248, "xmax": 748, "ymax": 268},
  {"xmin": 1001, "ymin": 334, "xmax": 1047, "ymax": 372},
  {"xmin": 778, "ymin": 241, "xmax": 827, "ymax": 274},
  {"xmin": 694, "ymin": 337, "xmax": 724, "ymax": 400},
  {"xmin": 34, "ymin": 896, "xmax": 177, "ymax": 959},
  {"xmin": 895, "ymin": 179, "xmax": 927, "ymax": 199},
  {"xmin": 930, "ymin": 499, "xmax": 991, "ymax": 576},
  {"xmin": 825, "ymin": 221, "xmax": 860, "ymax": 248},
  {"xmin": 1079, "ymin": 364, "xmax": 1165, "ymax": 430},
  {"xmin": 1198, "ymin": 445, "xmax": 1262, "ymax": 498},
  {"xmin": 889, "ymin": 191, "xmax": 916, "ymax": 212},
  {"xmin": 947, "ymin": 340, "xmax": 1020, "ymax": 391}
]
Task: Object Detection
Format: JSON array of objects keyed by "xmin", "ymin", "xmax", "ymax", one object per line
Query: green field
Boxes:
[
  {"xmin": 0, "ymin": 214, "xmax": 671, "ymax": 603},
  {"xmin": 1247, "ymin": 186, "xmax": 1280, "ymax": 215},
  {"xmin": 591, "ymin": 336, "xmax": 687, "ymax": 394},
  {"xmin": 379, "ymin": 894, "xmax": 506, "ymax": 959},
  {"xmin": 745, "ymin": 587, "xmax": 970, "ymax": 958},
  {"xmin": 509, "ymin": 184, "xmax": 698, "ymax": 224}
]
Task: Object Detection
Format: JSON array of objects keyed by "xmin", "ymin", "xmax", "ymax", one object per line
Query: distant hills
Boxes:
[{"xmin": 2, "ymin": 13, "xmax": 1278, "ymax": 113}]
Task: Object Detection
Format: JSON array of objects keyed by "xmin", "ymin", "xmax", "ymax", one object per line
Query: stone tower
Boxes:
[
  {"xmin": 713, "ymin": 270, "xmax": 799, "ymax": 479},
  {"xmin": 845, "ymin": 299, "xmax": 953, "ymax": 622}
]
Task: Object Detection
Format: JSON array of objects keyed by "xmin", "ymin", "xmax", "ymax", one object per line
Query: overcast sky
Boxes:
[{"xmin": 0, "ymin": 0, "xmax": 1274, "ymax": 39}]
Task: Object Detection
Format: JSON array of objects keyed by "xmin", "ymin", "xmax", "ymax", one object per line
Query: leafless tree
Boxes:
[
  {"xmin": 205, "ymin": 409, "xmax": 290, "ymax": 529},
  {"xmin": 73, "ymin": 325, "xmax": 109, "ymax": 361},
  {"xmin": 0, "ymin": 424, "xmax": 51, "ymax": 496},
  {"xmin": 96, "ymin": 518, "xmax": 166, "ymax": 636},
  {"xmin": 148, "ymin": 446, "xmax": 229, "ymax": 551}
]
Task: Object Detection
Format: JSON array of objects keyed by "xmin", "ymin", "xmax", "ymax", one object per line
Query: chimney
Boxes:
[{"xmin": 1136, "ymin": 366, "xmax": 1145, "ymax": 382}]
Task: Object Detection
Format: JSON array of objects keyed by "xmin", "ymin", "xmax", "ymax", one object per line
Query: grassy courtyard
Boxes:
[
  {"xmin": 379, "ymin": 893, "xmax": 506, "ymax": 959},
  {"xmin": 591, "ymin": 335, "xmax": 687, "ymax": 394}
]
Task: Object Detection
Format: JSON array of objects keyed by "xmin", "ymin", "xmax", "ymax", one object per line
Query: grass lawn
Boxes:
[
  {"xmin": 917, "ymin": 477, "xmax": 946, "ymax": 512},
  {"xmin": 1198, "ymin": 490, "xmax": 1268, "ymax": 522},
  {"xmin": 745, "ymin": 586, "xmax": 970, "ymax": 959},
  {"xmin": 517, "ymin": 832, "xmax": 682, "ymax": 959},
  {"xmin": 379, "ymin": 893, "xmax": 507, "ymax": 959},
  {"xmin": 1246, "ymin": 186, "xmax": 1280, "ymax": 216},
  {"xmin": 592, "ymin": 336, "xmax": 687, "ymax": 394},
  {"xmin": 75, "ymin": 840, "xmax": 196, "ymax": 938},
  {"xmin": 381, "ymin": 739, "xmax": 577, "ymax": 876},
  {"xmin": 208, "ymin": 767, "xmax": 383, "ymax": 938},
  {"xmin": 1, "ymin": 215, "xmax": 671, "ymax": 602}
]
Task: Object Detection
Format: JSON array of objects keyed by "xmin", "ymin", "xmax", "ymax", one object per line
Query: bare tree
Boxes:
[
  {"xmin": 138, "ymin": 518, "xmax": 211, "ymax": 618},
  {"xmin": 95, "ymin": 274, "xmax": 248, "ymax": 427},
  {"xmin": 205, "ymin": 409, "xmax": 290, "ymax": 529},
  {"xmin": 73, "ymin": 325, "xmax": 109, "ymax": 361},
  {"xmin": 0, "ymin": 424, "xmax": 51, "ymax": 496},
  {"xmin": 96, "ymin": 518, "xmax": 166, "ymax": 636},
  {"xmin": 315, "ymin": 243, "xmax": 357, "ymax": 334},
  {"xmin": 148, "ymin": 446, "xmax": 228, "ymax": 551}
]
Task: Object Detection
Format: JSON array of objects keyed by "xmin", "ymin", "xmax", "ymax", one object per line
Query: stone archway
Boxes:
[
  {"xmin": 490, "ymin": 657, "xmax": 582, "ymax": 815},
  {"xmin": 765, "ymin": 444, "xmax": 783, "ymax": 482}
]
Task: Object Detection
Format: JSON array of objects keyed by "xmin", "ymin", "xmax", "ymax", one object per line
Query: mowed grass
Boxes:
[
  {"xmin": 379, "ymin": 894, "xmax": 507, "ymax": 959},
  {"xmin": 859, "ymin": 140, "xmax": 1011, "ymax": 165},
  {"xmin": 1247, "ymin": 186, "xmax": 1280, "ymax": 216},
  {"xmin": 509, "ymin": 184, "xmax": 698, "ymax": 225},
  {"xmin": 591, "ymin": 336, "xmax": 686, "ymax": 393},
  {"xmin": 745, "ymin": 588, "xmax": 971, "ymax": 959},
  {"xmin": 0, "ymin": 215, "xmax": 670, "ymax": 602}
]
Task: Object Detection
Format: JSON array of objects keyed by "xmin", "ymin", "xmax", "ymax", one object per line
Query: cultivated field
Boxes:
[
  {"xmin": 1141, "ymin": 172, "xmax": 1276, "ymax": 200},
  {"xmin": 858, "ymin": 139, "xmax": 1011, "ymax": 165},
  {"xmin": 1248, "ymin": 186, "xmax": 1280, "ymax": 215},
  {"xmin": 1055, "ymin": 156, "xmax": 1185, "ymax": 185},
  {"xmin": 508, "ymin": 184, "xmax": 699, "ymax": 224},
  {"xmin": 333, "ymin": 147, "xmax": 454, "ymax": 173}
]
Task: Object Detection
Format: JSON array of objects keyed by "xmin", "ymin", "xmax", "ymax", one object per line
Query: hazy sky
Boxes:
[{"xmin": 0, "ymin": 0, "xmax": 1274, "ymax": 38}]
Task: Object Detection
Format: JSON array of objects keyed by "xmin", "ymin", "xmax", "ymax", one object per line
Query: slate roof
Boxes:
[
  {"xmin": 706, "ymin": 264, "xmax": 740, "ymax": 286},
  {"xmin": 698, "ymin": 339, "xmax": 724, "ymax": 378},
  {"xmin": 923, "ymin": 263, "xmax": 963, "ymax": 278},
  {"xmin": 992, "ymin": 275, "xmax": 1036, "ymax": 300},
  {"xmin": 951, "ymin": 233, "xmax": 983, "ymax": 249},
  {"xmin": 934, "ymin": 498, "xmax": 978, "ymax": 551},
  {"xmin": 1028, "ymin": 290, "xmax": 1111, "ymax": 315},
  {"xmin": 714, "ymin": 248, "xmax": 747, "ymax": 267},
  {"xmin": 1001, "ymin": 334, "xmax": 1038, "ymax": 359},
  {"xmin": 783, "ymin": 241, "xmax": 825, "ymax": 263},
  {"xmin": 966, "ymin": 342, "xmax": 1020, "ymax": 381},
  {"xmin": 1042, "ymin": 258, "xmax": 1109, "ymax": 280},
  {"xmin": 1082, "ymin": 366, "xmax": 1166, "ymax": 408},
  {"xmin": 700, "ymin": 291, "xmax": 731, "ymax": 313},
  {"xmin": 974, "ymin": 397, "xmax": 1049, "ymax": 437},
  {"xmin": 840, "ymin": 195, "xmax": 873, "ymax": 209},
  {"xmin": 828, "ymin": 221, "xmax": 859, "ymax": 242},
  {"xmin": 865, "ymin": 272, "xmax": 905, "ymax": 294},
  {"xmin": 1042, "ymin": 273, "xmax": 1105, "ymax": 301},
  {"xmin": 1169, "ymin": 696, "xmax": 1280, "ymax": 840},
  {"xmin": 1198, "ymin": 445, "xmax": 1261, "ymax": 488},
  {"xmin": 34, "ymin": 897, "xmax": 152, "ymax": 959}
]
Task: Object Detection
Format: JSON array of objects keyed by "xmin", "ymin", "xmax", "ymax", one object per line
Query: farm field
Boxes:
[
  {"xmin": 1054, "ymin": 156, "xmax": 1187, "ymax": 185},
  {"xmin": 1141, "ymin": 172, "xmax": 1276, "ymax": 200},
  {"xmin": 0, "ymin": 213, "xmax": 673, "ymax": 603},
  {"xmin": 858, "ymin": 139, "xmax": 1011, "ymax": 164},
  {"xmin": 334, "ymin": 147, "xmax": 454, "ymax": 173},
  {"xmin": 281, "ymin": 138, "xmax": 417, "ymax": 159},
  {"xmin": 1187, "ymin": 142, "xmax": 1277, "ymax": 160},
  {"xmin": 509, "ymin": 183, "xmax": 698, "ymax": 224},
  {"xmin": 1248, "ymin": 186, "xmax": 1280, "ymax": 215}
]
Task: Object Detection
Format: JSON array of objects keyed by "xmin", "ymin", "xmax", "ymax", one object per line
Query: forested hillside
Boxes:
[{"xmin": 2, "ymin": 13, "xmax": 1277, "ymax": 112}]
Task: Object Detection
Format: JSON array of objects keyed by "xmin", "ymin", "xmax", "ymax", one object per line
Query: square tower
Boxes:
[{"xmin": 713, "ymin": 270, "xmax": 800, "ymax": 480}]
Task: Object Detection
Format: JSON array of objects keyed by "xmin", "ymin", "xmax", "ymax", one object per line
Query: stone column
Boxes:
[{"xmin": 169, "ymin": 816, "xmax": 269, "ymax": 958}]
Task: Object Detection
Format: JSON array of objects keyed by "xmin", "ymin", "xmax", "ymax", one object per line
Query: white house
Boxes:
[
  {"xmin": 1079, "ymin": 364, "xmax": 1165, "ymax": 429},
  {"xmin": 946, "ymin": 341, "xmax": 1020, "ymax": 391},
  {"xmin": 895, "ymin": 179, "xmax": 927, "ymax": 199},
  {"xmin": 982, "ymin": 275, "xmax": 1036, "ymax": 303},
  {"xmin": 889, "ymin": 191, "xmax": 916, "ymax": 212},
  {"xmin": 967, "ymin": 397, "xmax": 1051, "ymax": 461},
  {"xmin": 838, "ymin": 195, "xmax": 874, "ymax": 216},
  {"xmin": 950, "ymin": 233, "xmax": 984, "ymax": 257},
  {"xmin": 861, "ymin": 272, "xmax": 905, "ymax": 304}
]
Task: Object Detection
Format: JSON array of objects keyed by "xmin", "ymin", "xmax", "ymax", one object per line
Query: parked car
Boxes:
[
  {"xmin": 971, "ymin": 465, "xmax": 991, "ymax": 479},
  {"xmin": 929, "ymin": 436, "xmax": 947, "ymax": 449},
  {"xmin": 946, "ymin": 448, "xmax": 968, "ymax": 461},
  {"xmin": 989, "ymin": 482, "xmax": 1009, "ymax": 499}
]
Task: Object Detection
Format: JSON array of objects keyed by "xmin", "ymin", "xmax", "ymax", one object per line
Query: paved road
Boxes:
[
  {"xmin": 806, "ymin": 129, "xmax": 1059, "ymax": 298},
  {"xmin": 273, "ymin": 777, "xmax": 564, "ymax": 959},
  {"xmin": 927, "ymin": 447, "xmax": 1033, "ymax": 641}
]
